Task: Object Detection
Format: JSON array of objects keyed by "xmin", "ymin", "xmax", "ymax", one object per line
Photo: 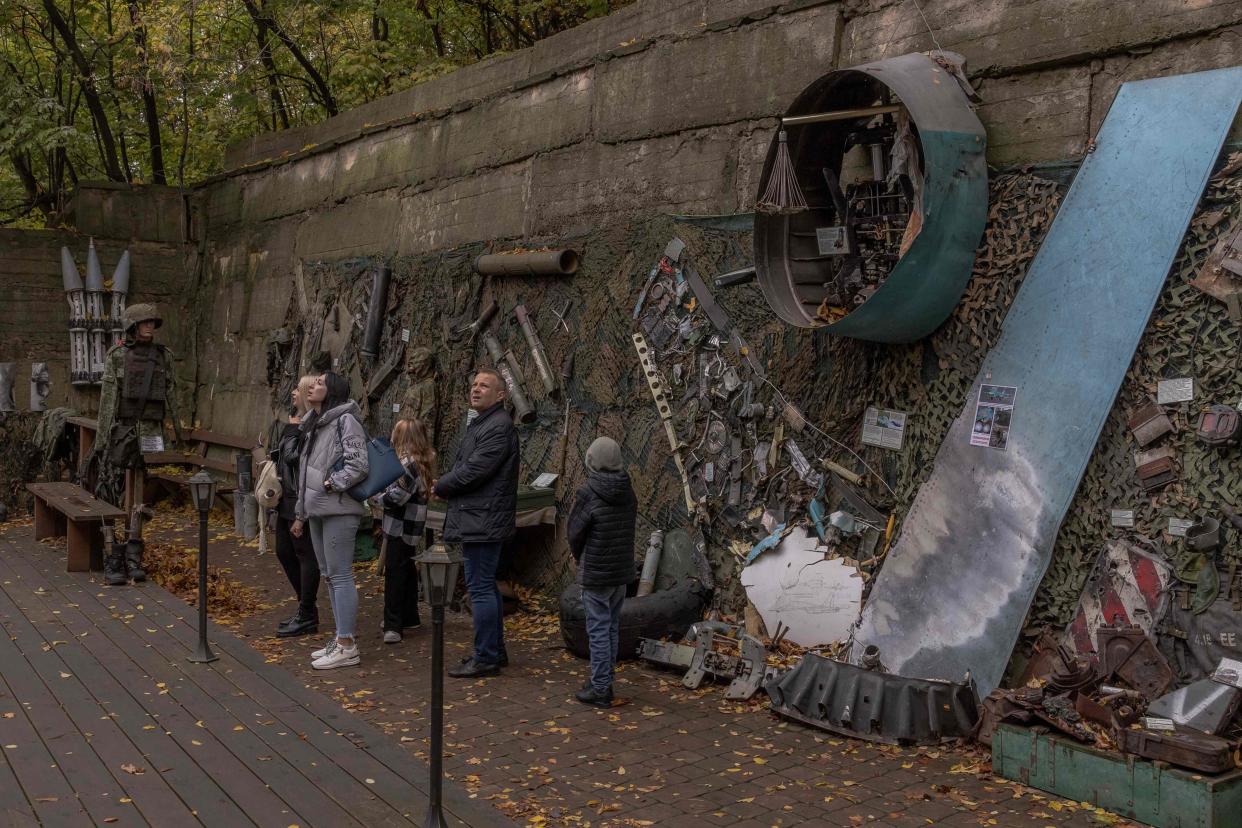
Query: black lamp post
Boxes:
[
  {"xmin": 415, "ymin": 540, "xmax": 461, "ymax": 828},
  {"xmin": 187, "ymin": 471, "xmax": 218, "ymax": 664}
]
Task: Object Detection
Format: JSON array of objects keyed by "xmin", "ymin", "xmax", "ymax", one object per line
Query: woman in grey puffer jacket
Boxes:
[{"xmin": 293, "ymin": 371, "xmax": 369, "ymax": 669}]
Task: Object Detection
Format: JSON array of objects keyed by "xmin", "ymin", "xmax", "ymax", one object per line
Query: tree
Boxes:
[{"xmin": 0, "ymin": 0, "xmax": 634, "ymax": 226}]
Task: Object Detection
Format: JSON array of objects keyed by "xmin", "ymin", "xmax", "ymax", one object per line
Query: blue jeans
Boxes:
[
  {"xmin": 462, "ymin": 542, "xmax": 505, "ymax": 665},
  {"xmin": 307, "ymin": 514, "xmax": 359, "ymax": 639},
  {"xmin": 581, "ymin": 584, "xmax": 625, "ymax": 693}
]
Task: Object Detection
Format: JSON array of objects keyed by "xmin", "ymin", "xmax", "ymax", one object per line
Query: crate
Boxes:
[{"xmin": 992, "ymin": 724, "xmax": 1242, "ymax": 827}]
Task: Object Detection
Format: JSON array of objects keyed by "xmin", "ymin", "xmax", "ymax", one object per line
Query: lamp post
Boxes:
[
  {"xmin": 415, "ymin": 538, "xmax": 461, "ymax": 828},
  {"xmin": 187, "ymin": 472, "xmax": 218, "ymax": 664}
]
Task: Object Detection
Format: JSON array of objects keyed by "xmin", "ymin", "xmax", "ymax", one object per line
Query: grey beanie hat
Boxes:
[{"xmin": 585, "ymin": 436, "xmax": 623, "ymax": 473}]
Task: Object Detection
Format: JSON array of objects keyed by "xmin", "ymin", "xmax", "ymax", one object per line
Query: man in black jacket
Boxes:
[
  {"xmin": 567, "ymin": 436, "xmax": 637, "ymax": 707},
  {"xmin": 434, "ymin": 368, "xmax": 519, "ymax": 678}
]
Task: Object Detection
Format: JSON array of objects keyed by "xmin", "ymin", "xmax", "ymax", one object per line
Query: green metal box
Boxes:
[{"xmin": 992, "ymin": 724, "xmax": 1242, "ymax": 828}]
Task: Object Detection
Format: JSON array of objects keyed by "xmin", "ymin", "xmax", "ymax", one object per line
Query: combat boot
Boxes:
[
  {"xmin": 104, "ymin": 542, "xmax": 128, "ymax": 586},
  {"xmin": 125, "ymin": 538, "xmax": 147, "ymax": 583}
]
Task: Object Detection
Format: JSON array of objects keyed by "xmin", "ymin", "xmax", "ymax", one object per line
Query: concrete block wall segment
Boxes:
[
  {"xmin": 295, "ymin": 193, "xmax": 400, "ymax": 259},
  {"xmin": 240, "ymin": 152, "xmax": 337, "ymax": 224},
  {"xmin": 71, "ymin": 185, "xmax": 186, "ymax": 243},
  {"xmin": 592, "ymin": 7, "xmax": 841, "ymax": 143},
  {"xmin": 330, "ymin": 122, "xmax": 448, "ymax": 203},
  {"xmin": 840, "ymin": 0, "xmax": 1242, "ymax": 75},
  {"xmin": 1089, "ymin": 25, "xmax": 1242, "ymax": 138},
  {"xmin": 396, "ymin": 161, "xmax": 530, "ymax": 256},
  {"xmin": 439, "ymin": 70, "xmax": 594, "ymax": 180},
  {"xmin": 525, "ymin": 127, "xmax": 743, "ymax": 237},
  {"xmin": 973, "ymin": 66, "xmax": 1093, "ymax": 166}
]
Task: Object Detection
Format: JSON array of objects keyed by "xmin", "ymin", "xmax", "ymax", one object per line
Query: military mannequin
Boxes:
[
  {"xmin": 399, "ymin": 346, "xmax": 439, "ymax": 437},
  {"xmin": 93, "ymin": 303, "xmax": 184, "ymax": 585}
]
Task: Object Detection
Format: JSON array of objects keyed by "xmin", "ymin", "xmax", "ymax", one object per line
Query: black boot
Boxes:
[
  {"xmin": 125, "ymin": 539, "xmax": 146, "ymax": 583},
  {"xmin": 104, "ymin": 543, "xmax": 128, "ymax": 586},
  {"xmin": 575, "ymin": 685, "xmax": 614, "ymax": 709},
  {"xmin": 276, "ymin": 613, "xmax": 318, "ymax": 638}
]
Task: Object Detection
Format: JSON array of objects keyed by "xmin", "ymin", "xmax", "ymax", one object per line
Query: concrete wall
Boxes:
[
  {"xmin": 194, "ymin": 0, "xmax": 1242, "ymax": 433},
  {"xmin": 0, "ymin": 185, "xmax": 196, "ymax": 420}
]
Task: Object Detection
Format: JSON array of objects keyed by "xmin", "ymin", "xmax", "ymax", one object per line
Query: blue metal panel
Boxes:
[{"xmin": 853, "ymin": 66, "xmax": 1242, "ymax": 697}]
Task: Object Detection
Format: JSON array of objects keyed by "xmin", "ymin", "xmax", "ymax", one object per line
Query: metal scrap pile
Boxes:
[
  {"xmin": 980, "ymin": 623, "xmax": 1242, "ymax": 774},
  {"xmin": 1024, "ymin": 157, "xmax": 1242, "ymax": 669}
]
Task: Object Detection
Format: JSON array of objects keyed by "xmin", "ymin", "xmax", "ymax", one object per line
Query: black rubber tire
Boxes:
[{"xmin": 558, "ymin": 579, "xmax": 710, "ymax": 660}]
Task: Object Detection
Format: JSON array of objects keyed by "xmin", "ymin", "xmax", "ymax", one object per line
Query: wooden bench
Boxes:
[
  {"xmin": 146, "ymin": 428, "xmax": 259, "ymax": 496},
  {"xmin": 26, "ymin": 482, "xmax": 126, "ymax": 572}
]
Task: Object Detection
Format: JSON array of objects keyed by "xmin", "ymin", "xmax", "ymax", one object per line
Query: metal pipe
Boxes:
[
  {"xmin": 474, "ymin": 249, "xmax": 580, "ymax": 277},
  {"xmin": 714, "ymin": 266, "xmax": 756, "ymax": 288},
  {"xmin": 514, "ymin": 305, "xmax": 556, "ymax": 396},
  {"xmin": 637, "ymin": 530, "xmax": 664, "ymax": 597},
  {"xmin": 781, "ymin": 104, "xmax": 902, "ymax": 127},
  {"xmin": 482, "ymin": 332, "xmax": 536, "ymax": 424},
  {"xmin": 360, "ymin": 264, "xmax": 391, "ymax": 360},
  {"xmin": 466, "ymin": 299, "xmax": 499, "ymax": 336}
]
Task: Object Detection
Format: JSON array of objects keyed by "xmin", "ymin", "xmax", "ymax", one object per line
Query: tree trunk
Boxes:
[
  {"xmin": 127, "ymin": 0, "xmax": 166, "ymax": 185},
  {"xmin": 254, "ymin": 3, "xmax": 290, "ymax": 130},
  {"xmin": 42, "ymin": 0, "xmax": 125, "ymax": 181},
  {"xmin": 415, "ymin": 0, "xmax": 445, "ymax": 58},
  {"xmin": 241, "ymin": 0, "xmax": 338, "ymax": 117}
]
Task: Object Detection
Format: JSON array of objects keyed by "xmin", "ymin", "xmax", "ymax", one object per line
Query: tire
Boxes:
[{"xmin": 558, "ymin": 579, "xmax": 711, "ymax": 660}]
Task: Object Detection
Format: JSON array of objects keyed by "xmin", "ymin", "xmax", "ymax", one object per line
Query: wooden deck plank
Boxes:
[
  {"xmin": 0, "ymin": 672, "xmax": 88, "ymax": 827},
  {"xmin": 0, "ymin": 727, "xmax": 39, "ymax": 828},
  {"xmin": 94, "ymin": 581, "xmax": 424, "ymax": 825},
  {"xmin": 48, "ymin": 584, "xmax": 382, "ymax": 828},
  {"xmin": 121, "ymin": 560, "xmax": 504, "ymax": 827},
  {"xmin": 0, "ymin": 612, "xmax": 145, "ymax": 826},
  {"xmin": 0, "ymin": 548, "xmax": 245, "ymax": 826},
  {"xmin": 0, "ymin": 583, "xmax": 179, "ymax": 827},
  {"xmin": 0, "ymin": 526, "xmax": 505, "ymax": 828},
  {"xmin": 0, "ymin": 548, "xmax": 317, "ymax": 828}
]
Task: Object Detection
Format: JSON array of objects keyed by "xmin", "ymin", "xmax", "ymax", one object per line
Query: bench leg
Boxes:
[
  {"xmin": 33, "ymin": 497, "xmax": 66, "ymax": 541},
  {"xmin": 66, "ymin": 521, "xmax": 97, "ymax": 573}
]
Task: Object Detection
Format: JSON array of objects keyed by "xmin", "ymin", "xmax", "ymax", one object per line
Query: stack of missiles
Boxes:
[{"xmin": 61, "ymin": 239, "xmax": 130, "ymax": 385}]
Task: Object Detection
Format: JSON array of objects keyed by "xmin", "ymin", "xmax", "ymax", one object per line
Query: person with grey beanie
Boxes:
[{"xmin": 566, "ymin": 435, "xmax": 637, "ymax": 707}]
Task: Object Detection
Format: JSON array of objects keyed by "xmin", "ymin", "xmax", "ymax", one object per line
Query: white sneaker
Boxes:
[
  {"xmin": 383, "ymin": 630, "xmax": 402, "ymax": 644},
  {"xmin": 311, "ymin": 638, "xmax": 337, "ymax": 659},
  {"xmin": 313, "ymin": 644, "xmax": 360, "ymax": 670}
]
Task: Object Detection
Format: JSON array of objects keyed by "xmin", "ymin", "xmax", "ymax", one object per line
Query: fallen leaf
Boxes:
[{"xmin": 121, "ymin": 763, "xmax": 145, "ymax": 775}]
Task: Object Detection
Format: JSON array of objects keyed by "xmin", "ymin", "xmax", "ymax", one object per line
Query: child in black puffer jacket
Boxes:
[{"xmin": 567, "ymin": 435, "xmax": 637, "ymax": 708}]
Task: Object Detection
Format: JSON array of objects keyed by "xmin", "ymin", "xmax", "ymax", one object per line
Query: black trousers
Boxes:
[
  {"xmin": 274, "ymin": 514, "xmax": 320, "ymax": 620},
  {"xmin": 383, "ymin": 536, "xmax": 422, "ymax": 633}
]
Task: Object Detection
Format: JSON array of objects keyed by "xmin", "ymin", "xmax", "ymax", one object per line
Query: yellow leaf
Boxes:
[{"xmin": 753, "ymin": 757, "xmax": 767, "ymax": 765}]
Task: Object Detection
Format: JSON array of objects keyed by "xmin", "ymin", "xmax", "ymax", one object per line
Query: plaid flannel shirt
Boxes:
[{"xmin": 378, "ymin": 458, "xmax": 428, "ymax": 545}]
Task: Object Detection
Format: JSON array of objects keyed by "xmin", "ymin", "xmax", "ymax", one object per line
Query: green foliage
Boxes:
[{"xmin": 0, "ymin": 0, "xmax": 633, "ymax": 226}]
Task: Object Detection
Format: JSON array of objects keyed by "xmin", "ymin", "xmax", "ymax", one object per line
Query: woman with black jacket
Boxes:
[{"xmin": 269, "ymin": 375, "xmax": 320, "ymax": 638}]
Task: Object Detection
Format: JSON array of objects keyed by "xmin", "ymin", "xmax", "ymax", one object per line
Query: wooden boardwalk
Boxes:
[{"xmin": 0, "ymin": 527, "xmax": 505, "ymax": 827}]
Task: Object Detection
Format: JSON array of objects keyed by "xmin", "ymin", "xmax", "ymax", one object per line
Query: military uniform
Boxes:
[
  {"xmin": 398, "ymin": 346, "xmax": 438, "ymax": 431},
  {"xmin": 92, "ymin": 303, "xmax": 183, "ymax": 585}
]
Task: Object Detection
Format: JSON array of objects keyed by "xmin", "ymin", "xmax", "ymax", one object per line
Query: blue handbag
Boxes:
[{"xmin": 332, "ymin": 419, "xmax": 405, "ymax": 501}]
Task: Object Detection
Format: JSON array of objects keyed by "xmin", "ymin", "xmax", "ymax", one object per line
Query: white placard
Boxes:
[
  {"xmin": 1142, "ymin": 717, "xmax": 1176, "ymax": 731},
  {"xmin": 1212, "ymin": 657, "xmax": 1242, "ymax": 689},
  {"xmin": 1110, "ymin": 509, "xmax": 1135, "ymax": 528},
  {"xmin": 1167, "ymin": 518, "xmax": 1194, "ymax": 537},
  {"xmin": 530, "ymin": 472, "xmax": 558, "ymax": 489},
  {"xmin": 139, "ymin": 435, "xmax": 165, "ymax": 454},
  {"xmin": 391, "ymin": 403, "xmax": 401, "ymax": 414},
  {"xmin": 862, "ymin": 407, "xmax": 907, "ymax": 450},
  {"xmin": 1157, "ymin": 377, "xmax": 1194, "ymax": 404},
  {"xmin": 401, "ymin": 328, "xmax": 411, "ymax": 343}
]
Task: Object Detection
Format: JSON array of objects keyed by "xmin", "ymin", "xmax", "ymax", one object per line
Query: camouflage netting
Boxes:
[{"xmin": 264, "ymin": 161, "xmax": 1240, "ymax": 675}]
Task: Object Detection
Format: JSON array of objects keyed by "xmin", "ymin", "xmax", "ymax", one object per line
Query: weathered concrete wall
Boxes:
[{"xmin": 0, "ymin": 185, "xmax": 196, "ymax": 420}]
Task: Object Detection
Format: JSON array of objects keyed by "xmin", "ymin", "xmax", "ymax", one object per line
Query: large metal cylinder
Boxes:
[
  {"xmin": 514, "ymin": 305, "xmax": 557, "ymax": 396},
  {"xmin": 360, "ymin": 264, "xmax": 391, "ymax": 360},
  {"xmin": 481, "ymin": 332, "xmax": 536, "ymax": 424},
  {"xmin": 0, "ymin": 363, "xmax": 15, "ymax": 412},
  {"xmin": 84, "ymin": 239, "xmax": 107, "ymax": 382},
  {"xmin": 474, "ymin": 249, "xmax": 579, "ymax": 277},
  {"xmin": 61, "ymin": 247, "xmax": 90, "ymax": 385}
]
